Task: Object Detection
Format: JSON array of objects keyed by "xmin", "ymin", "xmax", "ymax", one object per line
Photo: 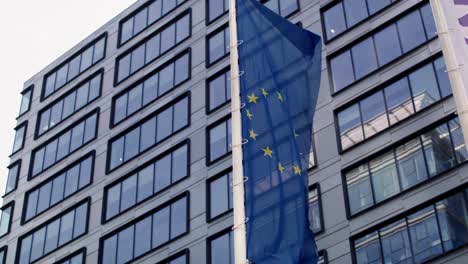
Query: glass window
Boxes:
[
  {"xmin": 159, "ymin": 63, "xmax": 175, "ymax": 95},
  {"xmin": 57, "ymin": 131, "xmax": 71, "ymax": 161},
  {"xmin": 146, "ymin": 34, "xmax": 161, "ymax": 63},
  {"xmin": 208, "ymin": 69, "xmax": 231, "ymax": 112},
  {"xmin": 106, "ymin": 184, "xmax": 121, "ymax": 220},
  {"xmin": 5, "ymin": 161, "xmax": 20, "ymax": 194},
  {"xmin": 157, "ymin": 108, "xmax": 173, "ymax": 141},
  {"xmin": 161, "ymin": 25, "xmax": 176, "ymax": 53},
  {"xmin": 43, "ymin": 140, "xmax": 58, "ymax": 169},
  {"xmin": 407, "ymin": 206, "xmax": 443, "ymax": 263},
  {"xmin": 19, "ymin": 87, "xmax": 32, "ymax": 116},
  {"xmin": 118, "ymin": 55, "xmax": 131, "ymax": 82},
  {"xmin": 449, "ymin": 118, "xmax": 468, "ymax": 163},
  {"xmin": 117, "ymin": 226, "xmax": 134, "ymax": 264},
  {"xmin": 102, "ymin": 236, "xmax": 117, "ymax": 264},
  {"xmin": 337, "ymin": 104, "xmax": 363, "ymax": 150},
  {"xmin": 360, "ymin": 91, "xmax": 388, "ymax": 138},
  {"xmin": 64, "ymin": 165, "xmax": 80, "ymax": 197},
  {"xmin": 374, "ymin": 24, "xmax": 402, "ymax": 65},
  {"xmin": 67, "ymin": 56, "xmax": 81, "ymax": 80},
  {"xmin": 209, "ymin": 118, "xmax": 231, "ymax": 162},
  {"xmin": 55, "ymin": 64, "xmax": 69, "ymax": 88},
  {"xmin": 351, "ymin": 37, "xmax": 378, "ymax": 80},
  {"xmin": 153, "ymin": 207, "xmax": 170, "ymax": 247},
  {"xmin": 384, "ymin": 78, "xmax": 414, "ymax": 125},
  {"xmin": 121, "ymin": 18, "xmax": 134, "ymax": 44},
  {"xmin": 51, "ymin": 174, "xmax": 66, "ymax": 206},
  {"xmin": 127, "ymin": 84, "xmax": 143, "ymax": 115},
  {"xmin": 143, "ymin": 74, "xmax": 159, "ymax": 105},
  {"xmin": 323, "ymin": 2, "xmax": 346, "ymax": 40},
  {"xmin": 0, "ymin": 205, "xmax": 12, "ymax": 237},
  {"xmin": 50, "ymin": 101, "xmax": 63, "ymax": 128},
  {"xmin": 433, "ymin": 57, "xmax": 451, "ymax": 98},
  {"xmin": 397, "ymin": 10, "xmax": 426, "ymax": 53},
  {"xmin": 330, "ymin": 50, "xmax": 354, "ymax": 91},
  {"xmin": 409, "ymin": 64, "xmax": 441, "ymax": 111},
  {"xmin": 155, "ymin": 154, "xmax": 171, "ymax": 192},
  {"xmin": 343, "ymin": 0, "xmax": 368, "ymax": 27},
  {"xmin": 279, "ymin": 0, "xmax": 299, "ymax": 17},
  {"xmin": 173, "ymin": 97, "xmax": 189, "ymax": 131},
  {"xmin": 171, "ymin": 197, "xmax": 187, "ymax": 237},
  {"xmin": 208, "ymin": 0, "xmax": 228, "ymax": 22},
  {"xmin": 436, "ymin": 192, "xmax": 468, "ymax": 251},
  {"xmin": 396, "ymin": 138, "xmax": 428, "ymax": 190},
  {"xmin": 379, "ymin": 220, "xmax": 413, "ymax": 264},
  {"xmin": 138, "ymin": 165, "xmax": 154, "ymax": 202},
  {"xmin": 172, "ymin": 145, "xmax": 188, "ymax": 182},
  {"xmin": 30, "ymin": 227, "xmax": 46, "ymax": 262},
  {"xmin": 120, "ymin": 176, "xmax": 137, "ymax": 211},
  {"xmin": 149, "ymin": 0, "xmax": 163, "ymax": 24},
  {"xmin": 355, "ymin": 232, "xmax": 382, "ymax": 264},
  {"xmin": 140, "ymin": 117, "xmax": 156, "ymax": 151},
  {"xmin": 422, "ymin": 124, "xmax": 456, "ymax": 177},
  {"xmin": 59, "ymin": 211, "xmax": 74, "ymax": 246},
  {"xmin": 37, "ymin": 182, "xmax": 52, "ymax": 213},
  {"xmin": 369, "ymin": 151, "xmax": 400, "ymax": 203},
  {"xmin": 209, "ymin": 172, "xmax": 232, "ymax": 220},
  {"xmin": 210, "ymin": 231, "xmax": 234, "ymax": 264},
  {"xmin": 346, "ymin": 165, "xmax": 374, "ymax": 215},
  {"xmin": 70, "ymin": 122, "xmax": 85, "ymax": 152},
  {"xmin": 134, "ymin": 217, "xmax": 151, "ymax": 257},
  {"xmin": 44, "ymin": 219, "xmax": 60, "ymax": 254},
  {"xmin": 367, "ymin": 0, "xmax": 391, "ymax": 15},
  {"xmin": 80, "ymin": 46, "xmax": 93, "ymax": 71},
  {"xmin": 131, "ymin": 45, "xmax": 146, "ymax": 74},
  {"xmin": 208, "ymin": 26, "xmax": 229, "ymax": 65},
  {"xmin": 176, "ymin": 14, "xmax": 190, "ymax": 43},
  {"xmin": 63, "ymin": 92, "xmax": 76, "ymax": 119},
  {"xmin": 174, "ymin": 53, "xmax": 190, "ymax": 85},
  {"xmin": 308, "ymin": 187, "xmax": 322, "ymax": 234},
  {"xmin": 124, "ymin": 127, "xmax": 140, "ymax": 161},
  {"xmin": 12, "ymin": 123, "xmax": 26, "ymax": 153},
  {"xmin": 134, "ymin": 9, "xmax": 148, "ymax": 35},
  {"xmin": 421, "ymin": 4, "xmax": 438, "ymax": 40}
]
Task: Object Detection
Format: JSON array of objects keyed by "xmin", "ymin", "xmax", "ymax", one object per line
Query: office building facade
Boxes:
[{"xmin": 3, "ymin": 0, "xmax": 468, "ymax": 263}]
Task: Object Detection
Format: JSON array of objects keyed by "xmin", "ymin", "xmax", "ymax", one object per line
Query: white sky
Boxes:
[{"xmin": 0, "ymin": 0, "xmax": 137, "ymax": 199}]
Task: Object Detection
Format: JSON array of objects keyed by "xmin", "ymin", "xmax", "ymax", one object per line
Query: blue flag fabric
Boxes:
[{"xmin": 236, "ymin": 0, "xmax": 322, "ymax": 263}]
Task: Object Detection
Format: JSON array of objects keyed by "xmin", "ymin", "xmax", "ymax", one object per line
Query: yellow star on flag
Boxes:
[
  {"xmin": 263, "ymin": 146, "xmax": 273, "ymax": 158},
  {"xmin": 261, "ymin": 88, "xmax": 269, "ymax": 97},
  {"xmin": 249, "ymin": 129, "xmax": 258, "ymax": 141},
  {"xmin": 248, "ymin": 93, "xmax": 259, "ymax": 104},
  {"xmin": 294, "ymin": 165, "xmax": 302, "ymax": 175},
  {"xmin": 277, "ymin": 92, "xmax": 284, "ymax": 103},
  {"xmin": 246, "ymin": 109, "xmax": 253, "ymax": 120},
  {"xmin": 278, "ymin": 162, "xmax": 285, "ymax": 173}
]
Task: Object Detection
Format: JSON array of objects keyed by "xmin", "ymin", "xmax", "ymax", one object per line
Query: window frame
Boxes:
[
  {"xmin": 327, "ymin": 1, "xmax": 437, "ymax": 95},
  {"xmin": 205, "ymin": 0, "xmax": 229, "ymax": 25},
  {"xmin": 0, "ymin": 202, "xmax": 14, "ymax": 239},
  {"xmin": 11, "ymin": 121, "xmax": 27, "ymax": 156},
  {"xmin": 110, "ymin": 49, "xmax": 191, "ymax": 127},
  {"xmin": 14, "ymin": 198, "xmax": 90, "ymax": 264},
  {"xmin": 41, "ymin": 33, "xmax": 107, "ymax": 101},
  {"xmin": 206, "ymin": 65, "xmax": 231, "ymax": 114},
  {"xmin": 35, "ymin": 69, "xmax": 104, "ymax": 139},
  {"xmin": 206, "ymin": 23, "xmax": 230, "ymax": 68},
  {"xmin": 320, "ymin": 0, "xmax": 401, "ymax": 43},
  {"xmin": 28, "ymin": 109, "xmax": 100, "ymax": 180},
  {"xmin": 309, "ymin": 183, "xmax": 324, "ymax": 235},
  {"xmin": 0, "ymin": 246, "xmax": 7, "ymax": 264},
  {"xmin": 97, "ymin": 192, "xmax": 190, "ymax": 264},
  {"xmin": 206, "ymin": 114, "xmax": 231, "ymax": 166},
  {"xmin": 17, "ymin": 85, "xmax": 33, "ymax": 118},
  {"xmin": 155, "ymin": 249, "xmax": 189, "ymax": 264},
  {"xmin": 349, "ymin": 182, "xmax": 468, "ymax": 264},
  {"xmin": 114, "ymin": 9, "xmax": 192, "ymax": 86},
  {"xmin": 206, "ymin": 168, "xmax": 233, "ymax": 222},
  {"xmin": 318, "ymin": 250, "xmax": 328, "ymax": 264},
  {"xmin": 206, "ymin": 227, "xmax": 234, "ymax": 264},
  {"xmin": 341, "ymin": 113, "xmax": 466, "ymax": 219},
  {"xmin": 4, "ymin": 160, "xmax": 21, "ymax": 197},
  {"xmin": 102, "ymin": 139, "xmax": 190, "ymax": 223},
  {"xmin": 53, "ymin": 247, "xmax": 86, "ymax": 264},
  {"xmin": 106, "ymin": 92, "xmax": 191, "ymax": 173},
  {"xmin": 117, "ymin": 0, "xmax": 187, "ymax": 47},
  {"xmin": 333, "ymin": 53, "xmax": 451, "ymax": 153},
  {"xmin": 21, "ymin": 151, "xmax": 95, "ymax": 224}
]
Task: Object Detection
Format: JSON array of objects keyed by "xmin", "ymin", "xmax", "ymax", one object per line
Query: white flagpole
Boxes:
[
  {"xmin": 431, "ymin": 0, "xmax": 468, "ymax": 148},
  {"xmin": 228, "ymin": 0, "xmax": 248, "ymax": 263}
]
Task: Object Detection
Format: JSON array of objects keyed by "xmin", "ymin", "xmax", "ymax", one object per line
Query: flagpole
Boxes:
[
  {"xmin": 228, "ymin": 0, "xmax": 248, "ymax": 263},
  {"xmin": 431, "ymin": 0, "xmax": 468, "ymax": 148}
]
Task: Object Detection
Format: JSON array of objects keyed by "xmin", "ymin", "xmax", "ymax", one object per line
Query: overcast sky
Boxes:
[{"xmin": 0, "ymin": 0, "xmax": 137, "ymax": 198}]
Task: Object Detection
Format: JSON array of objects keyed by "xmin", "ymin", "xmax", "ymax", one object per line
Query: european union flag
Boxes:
[{"xmin": 236, "ymin": 0, "xmax": 322, "ymax": 263}]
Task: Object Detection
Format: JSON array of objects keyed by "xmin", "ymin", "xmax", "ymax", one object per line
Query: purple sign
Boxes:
[{"xmin": 454, "ymin": 0, "xmax": 468, "ymax": 43}]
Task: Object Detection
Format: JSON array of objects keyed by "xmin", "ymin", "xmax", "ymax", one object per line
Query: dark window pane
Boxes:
[
  {"xmin": 208, "ymin": 0, "xmax": 225, "ymax": 21},
  {"xmin": 117, "ymin": 226, "xmax": 134, "ymax": 264},
  {"xmin": 58, "ymin": 210, "xmax": 74, "ymax": 246},
  {"xmin": 352, "ymin": 38, "xmax": 378, "ymax": 79},
  {"xmin": 137, "ymin": 165, "xmax": 154, "ymax": 202},
  {"xmin": 155, "ymin": 154, "xmax": 171, "ymax": 192},
  {"xmin": 56, "ymin": 131, "xmax": 71, "ymax": 161},
  {"xmin": 209, "ymin": 72, "xmax": 228, "ymax": 111},
  {"xmin": 210, "ymin": 121, "xmax": 228, "ymax": 161},
  {"xmin": 143, "ymin": 74, "xmax": 158, "ymax": 105},
  {"xmin": 110, "ymin": 138, "xmax": 125, "ymax": 169},
  {"xmin": 64, "ymin": 165, "xmax": 80, "ymax": 197},
  {"xmin": 172, "ymin": 145, "xmax": 188, "ymax": 182},
  {"xmin": 210, "ymin": 174, "xmax": 229, "ymax": 218},
  {"xmin": 436, "ymin": 192, "xmax": 468, "ymax": 251},
  {"xmin": 67, "ymin": 56, "xmax": 81, "ymax": 80},
  {"xmin": 45, "ymin": 73, "xmax": 56, "ymax": 97},
  {"xmin": 19, "ymin": 89, "xmax": 32, "ymax": 115},
  {"xmin": 32, "ymin": 148, "xmax": 45, "ymax": 176},
  {"xmin": 211, "ymin": 232, "xmax": 232, "ymax": 264},
  {"xmin": 127, "ymin": 84, "xmax": 143, "ymax": 116},
  {"xmin": 134, "ymin": 217, "xmax": 152, "ymax": 257},
  {"xmin": 72, "ymin": 203, "xmax": 87, "ymax": 238},
  {"xmin": 89, "ymin": 74, "xmax": 101, "ymax": 100},
  {"xmin": 355, "ymin": 232, "xmax": 382, "ymax": 264},
  {"xmin": 140, "ymin": 117, "xmax": 156, "ymax": 151},
  {"xmin": 50, "ymin": 174, "xmax": 66, "ymax": 205},
  {"xmin": 6, "ymin": 163, "xmax": 19, "ymax": 194},
  {"xmin": 43, "ymin": 140, "xmax": 58, "ymax": 169},
  {"xmin": 114, "ymin": 94, "xmax": 128, "ymax": 124},
  {"xmin": 449, "ymin": 118, "xmax": 468, "ymax": 163},
  {"xmin": 208, "ymin": 30, "xmax": 226, "ymax": 64},
  {"xmin": 338, "ymin": 104, "xmax": 363, "ymax": 150},
  {"xmin": 370, "ymin": 151, "xmax": 400, "ymax": 202},
  {"xmin": 121, "ymin": 176, "xmax": 137, "ymax": 211},
  {"xmin": 12, "ymin": 125, "xmax": 26, "ymax": 153},
  {"xmin": 408, "ymin": 206, "xmax": 443, "ymax": 263},
  {"xmin": 50, "ymin": 101, "xmax": 63, "ymax": 129},
  {"xmin": 121, "ymin": 18, "xmax": 134, "ymax": 44},
  {"xmin": 37, "ymin": 182, "xmax": 52, "ymax": 213},
  {"xmin": 62, "ymin": 92, "xmax": 76, "ymax": 119},
  {"xmin": 30, "ymin": 227, "xmax": 46, "ymax": 262},
  {"xmin": 308, "ymin": 188, "xmax": 322, "ymax": 233},
  {"xmin": 149, "ymin": 0, "xmax": 162, "ymax": 24},
  {"xmin": 102, "ymin": 236, "xmax": 117, "ymax": 264},
  {"xmin": 323, "ymin": 2, "xmax": 347, "ymax": 40},
  {"xmin": 175, "ymin": 54, "xmax": 189, "ymax": 85},
  {"xmin": 361, "ymin": 91, "xmax": 388, "ymax": 138},
  {"xmin": 422, "ymin": 124, "xmax": 456, "ymax": 177},
  {"xmin": 131, "ymin": 45, "xmax": 146, "ymax": 74},
  {"xmin": 162, "ymin": 0, "xmax": 176, "ymax": 13},
  {"xmin": 346, "ymin": 165, "xmax": 373, "ymax": 215},
  {"xmin": 159, "ymin": 63, "xmax": 174, "ymax": 95},
  {"xmin": 374, "ymin": 24, "xmax": 402, "ymax": 65},
  {"xmin": 124, "ymin": 127, "xmax": 140, "ymax": 161},
  {"xmin": 409, "ymin": 64, "xmax": 441, "ymax": 111},
  {"xmin": 161, "ymin": 25, "xmax": 176, "ymax": 53},
  {"xmin": 170, "ymin": 198, "xmax": 187, "ymax": 238},
  {"xmin": 80, "ymin": 46, "xmax": 93, "ymax": 71},
  {"xmin": 421, "ymin": 4, "xmax": 437, "ymax": 39},
  {"xmin": 380, "ymin": 220, "xmax": 413, "ymax": 264},
  {"xmin": 434, "ymin": 57, "xmax": 451, "ymax": 97},
  {"xmin": 157, "ymin": 108, "xmax": 173, "ymax": 141},
  {"xmin": 343, "ymin": 0, "xmax": 368, "ymax": 27},
  {"xmin": 176, "ymin": 14, "xmax": 190, "ymax": 43},
  {"xmin": 146, "ymin": 34, "xmax": 160, "ymax": 63},
  {"xmin": 106, "ymin": 184, "xmax": 121, "ymax": 219},
  {"xmin": 367, "ymin": 0, "xmax": 391, "ymax": 15},
  {"xmin": 75, "ymin": 84, "xmax": 90, "ymax": 110},
  {"xmin": 39, "ymin": 110, "xmax": 51, "ymax": 134},
  {"xmin": 44, "ymin": 219, "xmax": 60, "ymax": 254},
  {"xmin": 70, "ymin": 122, "xmax": 85, "ymax": 152},
  {"xmin": 396, "ymin": 138, "xmax": 428, "ymax": 190},
  {"xmin": 173, "ymin": 98, "xmax": 188, "ymax": 131},
  {"xmin": 26, "ymin": 191, "xmax": 39, "ymax": 220},
  {"xmin": 331, "ymin": 50, "xmax": 354, "ymax": 91},
  {"xmin": 118, "ymin": 55, "xmax": 131, "ymax": 81},
  {"xmin": 78, "ymin": 157, "xmax": 93, "ymax": 189},
  {"xmin": 152, "ymin": 207, "xmax": 170, "ymax": 247},
  {"xmin": 83, "ymin": 114, "xmax": 97, "ymax": 143},
  {"xmin": 134, "ymin": 9, "xmax": 148, "ymax": 35},
  {"xmin": 397, "ymin": 10, "xmax": 426, "ymax": 53},
  {"xmin": 55, "ymin": 64, "xmax": 69, "ymax": 88},
  {"xmin": 384, "ymin": 78, "xmax": 414, "ymax": 125}
]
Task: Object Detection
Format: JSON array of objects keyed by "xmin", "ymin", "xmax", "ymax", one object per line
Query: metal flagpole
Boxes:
[
  {"xmin": 228, "ymin": 0, "xmax": 248, "ymax": 263},
  {"xmin": 430, "ymin": 0, "xmax": 468, "ymax": 148}
]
